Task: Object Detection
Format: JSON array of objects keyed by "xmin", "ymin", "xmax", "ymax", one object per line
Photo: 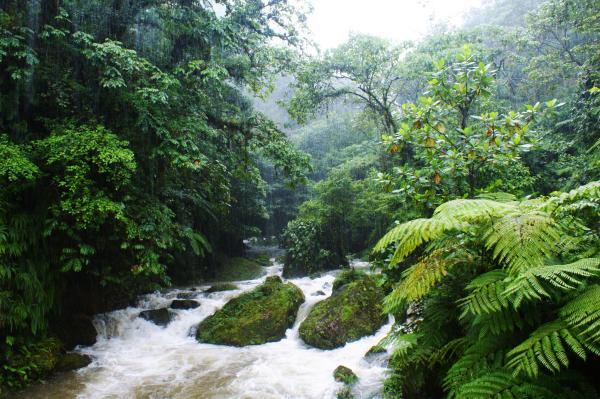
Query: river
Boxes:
[{"xmin": 16, "ymin": 252, "xmax": 392, "ymax": 399}]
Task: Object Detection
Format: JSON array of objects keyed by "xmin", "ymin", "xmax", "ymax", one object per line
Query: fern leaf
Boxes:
[
  {"xmin": 504, "ymin": 259, "xmax": 600, "ymax": 307},
  {"xmin": 459, "ymin": 270, "xmax": 510, "ymax": 318},
  {"xmin": 456, "ymin": 370, "xmax": 558, "ymax": 399},
  {"xmin": 506, "ymin": 320, "xmax": 593, "ymax": 377},
  {"xmin": 374, "ymin": 218, "xmax": 450, "ymax": 266},
  {"xmin": 484, "ymin": 212, "xmax": 562, "ymax": 274},
  {"xmin": 434, "ymin": 198, "xmax": 516, "ymax": 222},
  {"xmin": 560, "ymin": 285, "xmax": 600, "ymax": 345},
  {"xmin": 384, "ymin": 248, "xmax": 457, "ymax": 311}
]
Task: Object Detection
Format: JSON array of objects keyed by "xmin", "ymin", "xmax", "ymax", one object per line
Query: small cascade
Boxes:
[{"xmin": 17, "ymin": 250, "xmax": 393, "ymax": 399}]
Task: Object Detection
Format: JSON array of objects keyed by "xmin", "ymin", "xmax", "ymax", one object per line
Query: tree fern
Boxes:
[
  {"xmin": 483, "ymin": 211, "xmax": 562, "ymax": 274},
  {"xmin": 379, "ymin": 183, "xmax": 600, "ymax": 397},
  {"xmin": 384, "ymin": 248, "xmax": 459, "ymax": 311},
  {"xmin": 559, "ymin": 285, "xmax": 600, "ymax": 344},
  {"xmin": 374, "ymin": 218, "xmax": 451, "ymax": 265},
  {"xmin": 444, "ymin": 336, "xmax": 509, "ymax": 396},
  {"xmin": 506, "ymin": 320, "xmax": 600, "ymax": 377},
  {"xmin": 455, "ymin": 370, "xmax": 557, "ymax": 399},
  {"xmin": 433, "ymin": 198, "xmax": 517, "ymax": 223},
  {"xmin": 504, "ymin": 258, "xmax": 600, "ymax": 307},
  {"xmin": 459, "ymin": 270, "xmax": 510, "ymax": 318}
]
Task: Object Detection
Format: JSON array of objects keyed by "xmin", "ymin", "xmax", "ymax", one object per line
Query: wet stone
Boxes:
[
  {"xmin": 170, "ymin": 299, "xmax": 200, "ymax": 309},
  {"xmin": 139, "ymin": 308, "xmax": 175, "ymax": 326}
]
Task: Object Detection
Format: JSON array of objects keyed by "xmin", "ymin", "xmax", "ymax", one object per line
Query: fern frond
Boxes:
[
  {"xmin": 444, "ymin": 336, "xmax": 508, "ymax": 396},
  {"xmin": 433, "ymin": 198, "xmax": 516, "ymax": 222},
  {"xmin": 484, "ymin": 212, "xmax": 562, "ymax": 274},
  {"xmin": 374, "ymin": 218, "xmax": 451, "ymax": 266},
  {"xmin": 384, "ymin": 248, "xmax": 458, "ymax": 312},
  {"xmin": 459, "ymin": 270, "xmax": 510, "ymax": 318},
  {"xmin": 506, "ymin": 320, "xmax": 596, "ymax": 377},
  {"xmin": 390, "ymin": 332, "xmax": 420, "ymax": 357},
  {"xmin": 456, "ymin": 370, "xmax": 557, "ymax": 399},
  {"xmin": 560, "ymin": 285, "xmax": 600, "ymax": 345},
  {"xmin": 504, "ymin": 259, "xmax": 600, "ymax": 307},
  {"xmin": 472, "ymin": 308, "xmax": 531, "ymax": 338}
]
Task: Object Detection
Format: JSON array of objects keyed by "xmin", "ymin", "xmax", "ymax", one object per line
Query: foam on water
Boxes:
[{"xmin": 17, "ymin": 256, "xmax": 392, "ymax": 399}]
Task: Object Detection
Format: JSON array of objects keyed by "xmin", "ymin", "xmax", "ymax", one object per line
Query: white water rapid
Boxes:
[{"xmin": 17, "ymin": 253, "xmax": 393, "ymax": 399}]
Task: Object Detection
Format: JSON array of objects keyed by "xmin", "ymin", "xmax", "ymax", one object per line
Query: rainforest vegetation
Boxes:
[{"xmin": 1, "ymin": 0, "xmax": 599, "ymax": 398}]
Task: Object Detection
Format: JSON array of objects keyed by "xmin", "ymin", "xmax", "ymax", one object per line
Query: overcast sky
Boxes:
[{"xmin": 307, "ymin": 0, "xmax": 483, "ymax": 49}]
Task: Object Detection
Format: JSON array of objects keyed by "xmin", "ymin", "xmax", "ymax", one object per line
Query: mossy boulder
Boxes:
[
  {"xmin": 251, "ymin": 252, "xmax": 271, "ymax": 266},
  {"xmin": 299, "ymin": 275, "xmax": 386, "ymax": 349},
  {"xmin": 365, "ymin": 344, "xmax": 386, "ymax": 357},
  {"xmin": 54, "ymin": 352, "xmax": 92, "ymax": 372},
  {"xmin": 332, "ymin": 268, "xmax": 363, "ymax": 292},
  {"xmin": 196, "ymin": 276, "xmax": 304, "ymax": 346},
  {"xmin": 139, "ymin": 308, "xmax": 174, "ymax": 326},
  {"xmin": 336, "ymin": 387, "xmax": 354, "ymax": 399},
  {"xmin": 205, "ymin": 282, "xmax": 239, "ymax": 293},
  {"xmin": 333, "ymin": 365, "xmax": 358, "ymax": 385},
  {"xmin": 212, "ymin": 256, "xmax": 266, "ymax": 281},
  {"xmin": 170, "ymin": 299, "xmax": 200, "ymax": 309}
]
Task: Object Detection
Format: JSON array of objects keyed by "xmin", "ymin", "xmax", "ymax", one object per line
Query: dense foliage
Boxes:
[
  {"xmin": 0, "ymin": 0, "xmax": 310, "ymax": 389},
  {"xmin": 376, "ymin": 182, "xmax": 600, "ymax": 398}
]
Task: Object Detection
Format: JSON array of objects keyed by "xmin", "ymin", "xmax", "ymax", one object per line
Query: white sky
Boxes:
[{"xmin": 307, "ymin": 0, "xmax": 483, "ymax": 49}]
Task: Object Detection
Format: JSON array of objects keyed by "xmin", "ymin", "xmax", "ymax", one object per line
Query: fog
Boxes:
[{"xmin": 308, "ymin": 0, "xmax": 483, "ymax": 49}]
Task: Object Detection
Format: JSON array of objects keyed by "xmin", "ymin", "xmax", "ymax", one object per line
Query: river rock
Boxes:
[
  {"xmin": 333, "ymin": 365, "xmax": 358, "ymax": 385},
  {"xmin": 170, "ymin": 299, "xmax": 200, "ymax": 309},
  {"xmin": 139, "ymin": 308, "xmax": 174, "ymax": 326},
  {"xmin": 54, "ymin": 352, "xmax": 92, "ymax": 372},
  {"xmin": 176, "ymin": 292, "xmax": 197, "ymax": 299},
  {"xmin": 365, "ymin": 344, "xmax": 386, "ymax": 357},
  {"xmin": 332, "ymin": 268, "xmax": 363, "ymax": 292},
  {"xmin": 196, "ymin": 276, "xmax": 304, "ymax": 346},
  {"xmin": 205, "ymin": 282, "xmax": 239, "ymax": 293},
  {"xmin": 336, "ymin": 387, "xmax": 354, "ymax": 399},
  {"xmin": 311, "ymin": 290, "xmax": 326, "ymax": 296},
  {"xmin": 56, "ymin": 314, "xmax": 98, "ymax": 349},
  {"xmin": 299, "ymin": 275, "xmax": 386, "ymax": 349}
]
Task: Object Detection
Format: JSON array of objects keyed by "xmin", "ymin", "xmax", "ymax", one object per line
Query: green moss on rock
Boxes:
[
  {"xmin": 332, "ymin": 268, "xmax": 364, "ymax": 292},
  {"xmin": 299, "ymin": 275, "xmax": 386, "ymax": 349},
  {"xmin": 333, "ymin": 365, "xmax": 358, "ymax": 385},
  {"xmin": 252, "ymin": 252, "xmax": 272, "ymax": 266},
  {"xmin": 196, "ymin": 276, "xmax": 305, "ymax": 346},
  {"xmin": 212, "ymin": 256, "xmax": 266, "ymax": 281}
]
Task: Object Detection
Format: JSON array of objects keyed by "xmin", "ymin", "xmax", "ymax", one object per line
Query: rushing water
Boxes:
[{"xmin": 17, "ymin": 254, "xmax": 392, "ymax": 399}]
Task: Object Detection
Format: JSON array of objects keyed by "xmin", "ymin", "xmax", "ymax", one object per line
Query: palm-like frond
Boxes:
[
  {"xmin": 455, "ymin": 370, "xmax": 557, "ymax": 399},
  {"xmin": 384, "ymin": 248, "xmax": 459, "ymax": 312},
  {"xmin": 560, "ymin": 284, "xmax": 600, "ymax": 344},
  {"xmin": 444, "ymin": 336, "xmax": 508, "ymax": 396},
  {"xmin": 459, "ymin": 270, "xmax": 510, "ymax": 318},
  {"xmin": 506, "ymin": 320, "xmax": 600, "ymax": 378},
  {"xmin": 483, "ymin": 212, "xmax": 562, "ymax": 274},
  {"xmin": 504, "ymin": 258, "xmax": 600, "ymax": 307},
  {"xmin": 374, "ymin": 218, "xmax": 451, "ymax": 265},
  {"xmin": 434, "ymin": 198, "xmax": 517, "ymax": 222}
]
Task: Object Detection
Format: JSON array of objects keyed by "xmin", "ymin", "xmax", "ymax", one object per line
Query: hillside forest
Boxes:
[{"xmin": 1, "ymin": 0, "xmax": 599, "ymax": 398}]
